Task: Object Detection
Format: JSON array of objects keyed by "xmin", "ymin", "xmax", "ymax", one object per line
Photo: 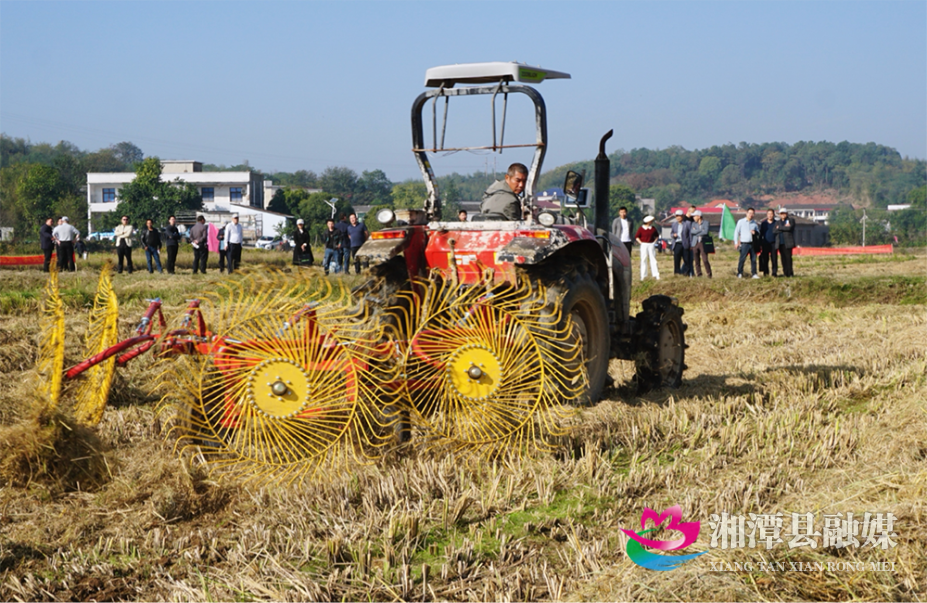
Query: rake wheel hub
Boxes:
[
  {"xmin": 447, "ymin": 343, "xmax": 501, "ymax": 401},
  {"xmin": 247, "ymin": 359, "xmax": 311, "ymax": 418}
]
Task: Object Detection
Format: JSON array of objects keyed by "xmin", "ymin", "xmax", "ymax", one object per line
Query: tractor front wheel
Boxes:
[{"xmin": 634, "ymin": 295, "xmax": 686, "ymax": 392}]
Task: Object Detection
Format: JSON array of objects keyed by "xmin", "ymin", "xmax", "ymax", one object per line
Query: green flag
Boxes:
[{"xmin": 720, "ymin": 204, "xmax": 736, "ymax": 240}]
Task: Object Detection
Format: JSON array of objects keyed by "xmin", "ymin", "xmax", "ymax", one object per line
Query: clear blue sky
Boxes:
[{"xmin": 2, "ymin": 1, "xmax": 924, "ymax": 182}]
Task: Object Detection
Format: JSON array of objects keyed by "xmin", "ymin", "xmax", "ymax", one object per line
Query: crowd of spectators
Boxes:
[
  {"xmin": 39, "ymin": 204, "xmax": 796, "ymax": 281},
  {"xmin": 619, "ymin": 206, "xmax": 798, "ymax": 281}
]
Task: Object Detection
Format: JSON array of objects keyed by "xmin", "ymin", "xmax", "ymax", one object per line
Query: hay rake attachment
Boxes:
[
  {"xmin": 37, "ymin": 266, "xmax": 66, "ymax": 409},
  {"xmin": 38, "ymin": 267, "xmax": 583, "ymax": 483},
  {"xmin": 389, "ymin": 275, "xmax": 582, "ymax": 455}
]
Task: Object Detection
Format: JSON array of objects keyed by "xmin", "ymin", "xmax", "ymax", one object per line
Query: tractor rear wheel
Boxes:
[
  {"xmin": 634, "ymin": 295, "xmax": 686, "ymax": 392},
  {"xmin": 543, "ymin": 261, "xmax": 610, "ymax": 404}
]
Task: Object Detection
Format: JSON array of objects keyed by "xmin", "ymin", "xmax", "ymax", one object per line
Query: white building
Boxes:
[{"xmin": 86, "ymin": 160, "xmax": 291, "ymax": 237}]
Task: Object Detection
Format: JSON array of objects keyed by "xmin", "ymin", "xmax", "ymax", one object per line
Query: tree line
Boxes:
[
  {"xmin": 2, "ymin": 134, "xmax": 923, "ymax": 246},
  {"xmin": 538, "ymin": 140, "xmax": 925, "ymax": 213},
  {"xmin": 1, "ymin": 137, "xmax": 143, "ymax": 238}
]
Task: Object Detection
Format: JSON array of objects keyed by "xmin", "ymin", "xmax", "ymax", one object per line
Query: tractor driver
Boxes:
[{"xmin": 480, "ymin": 163, "xmax": 527, "ymax": 220}]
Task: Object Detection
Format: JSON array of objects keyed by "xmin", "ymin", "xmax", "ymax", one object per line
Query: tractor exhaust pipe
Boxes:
[{"xmin": 594, "ymin": 130, "xmax": 613, "ymax": 235}]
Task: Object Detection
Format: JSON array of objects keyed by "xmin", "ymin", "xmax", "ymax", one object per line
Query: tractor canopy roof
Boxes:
[{"xmin": 424, "ymin": 62, "xmax": 571, "ymax": 88}]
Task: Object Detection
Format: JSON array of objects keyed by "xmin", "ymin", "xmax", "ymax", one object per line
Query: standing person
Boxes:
[
  {"xmin": 141, "ymin": 219, "xmax": 164, "ymax": 274},
  {"xmin": 635, "ymin": 216, "xmax": 660, "ymax": 281},
  {"xmin": 190, "ymin": 215, "xmax": 209, "ymax": 274},
  {"xmin": 458, "ymin": 210, "xmax": 468, "ymax": 222},
  {"xmin": 40, "ymin": 218, "xmax": 55, "ymax": 272},
  {"xmin": 114, "ymin": 215, "xmax": 135, "ymax": 274},
  {"xmin": 321, "ymin": 218, "xmax": 343, "ymax": 276},
  {"xmin": 224, "ymin": 215, "xmax": 244, "ymax": 274},
  {"xmin": 163, "ymin": 215, "xmax": 181, "ymax": 274},
  {"xmin": 689, "ymin": 210, "xmax": 712, "ymax": 278},
  {"xmin": 292, "ymin": 219, "xmax": 313, "ymax": 266},
  {"xmin": 344, "ymin": 213, "xmax": 368, "ymax": 275},
  {"xmin": 52, "ymin": 217, "xmax": 80, "ymax": 272},
  {"xmin": 334, "ymin": 214, "xmax": 349, "ymax": 271},
  {"xmin": 758, "ymin": 209, "xmax": 779, "ymax": 277},
  {"xmin": 670, "ymin": 210, "xmax": 693, "ymax": 276},
  {"xmin": 611, "ymin": 206, "xmax": 634, "ymax": 255},
  {"xmin": 217, "ymin": 227, "xmax": 227, "ymax": 273},
  {"xmin": 734, "ymin": 207, "xmax": 760, "ymax": 279},
  {"xmin": 774, "ymin": 208, "xmax": 796, "ymax": 277}
]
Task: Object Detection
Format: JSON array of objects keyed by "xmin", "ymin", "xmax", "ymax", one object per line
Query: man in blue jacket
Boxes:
[
  {"xmin": 670, "ymin": 210, "xmax": 693, "ymax": 276},
  {"xmin": 343, "ymin": 212, "xmax": 368, "ymax": 275}
]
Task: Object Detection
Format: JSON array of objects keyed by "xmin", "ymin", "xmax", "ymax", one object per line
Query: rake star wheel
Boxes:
[
  {"xmin": 392, "ymin": 276, "xmax": 582, "ymax": 455},
  {"xmin": 73, "ymin": 262, "xmax": 120, "ymax": 425},
  {"xmin": 199, "ymin": 268, "xmax": 347, "ymax": 334},
  {"xmin": 37, "ymin": 265, "xmax": 65, "ymax": 409},
  {"xmin": 166, "ymin": 294, "xmax": 399, "ymax": 486}
]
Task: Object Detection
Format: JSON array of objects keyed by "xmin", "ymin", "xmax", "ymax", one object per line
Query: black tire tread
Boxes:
[
  {"xmin": 634, "ymin": 295, "xmax": 686, "ymax": 392},
  {"xmin": 525, "ymin": 257, "xmax": 611, "ymax": 404}
]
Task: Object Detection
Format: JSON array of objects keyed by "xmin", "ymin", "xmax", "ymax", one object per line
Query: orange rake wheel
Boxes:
[{"xmin": 169, "ymin": 304, "xmax": 398, "ymax": 486}]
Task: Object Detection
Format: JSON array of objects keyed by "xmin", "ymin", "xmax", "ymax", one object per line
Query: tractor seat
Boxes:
[{"xmin": 470, "ymin": 212, "xmax": 511, "ymax": 222}]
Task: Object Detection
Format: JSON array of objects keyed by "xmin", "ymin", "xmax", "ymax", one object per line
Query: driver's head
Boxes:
[{"xmin": 504, "ymin": 163, "xmax": 528, "ymax": 195}]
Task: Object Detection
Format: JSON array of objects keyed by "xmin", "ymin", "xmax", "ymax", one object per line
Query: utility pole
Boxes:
[{"xmin": 860, "ymin": 209, "xmax": 868, "ymax": 247}]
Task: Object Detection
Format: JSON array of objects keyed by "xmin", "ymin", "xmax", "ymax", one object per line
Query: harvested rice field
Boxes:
[{"xmin": 1, "ymin": 247, "xmax": 925, "ymax": 602}]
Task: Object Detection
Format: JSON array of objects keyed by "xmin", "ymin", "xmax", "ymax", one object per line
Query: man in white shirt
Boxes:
[
  {"xmin": 610, "ymin": 206, "xmax": 634, "ymax": 255},
  {"xmin": 51, "ymin": 216, "xmax": 80, "ymax": 272},
  {"xmin": 734, "ymin": 207, "xmax": 760, "ymax": 279},
  {"xmin": 224, "ymin": 215, "xmax": 244, "ymax": 274},
  {"xmin": 113, "ymin": 215, "xmax": 136, "ymax": 274}
]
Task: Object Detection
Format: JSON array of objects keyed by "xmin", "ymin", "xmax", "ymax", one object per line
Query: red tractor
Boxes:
[
  {"xmin": 47, "ymin": 62, "xmax": 686, "ymax": 481},
  {"xmin": 358, "ymin": 62, "xmax": 686, "ymax": 405}
]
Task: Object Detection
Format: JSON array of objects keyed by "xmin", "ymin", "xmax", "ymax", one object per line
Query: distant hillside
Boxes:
[{"xmin": 536, "ymin": 141, "xmax": 926, "ymax": 215}]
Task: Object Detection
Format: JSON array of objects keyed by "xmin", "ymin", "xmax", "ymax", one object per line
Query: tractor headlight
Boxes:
[
  {"xmin": 537, "ymin": 211, "xmax": 556, "ymax": 227},
  {"xmin": 376, "ymin": 208, "xmax": 396, "ymax": 226}
]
